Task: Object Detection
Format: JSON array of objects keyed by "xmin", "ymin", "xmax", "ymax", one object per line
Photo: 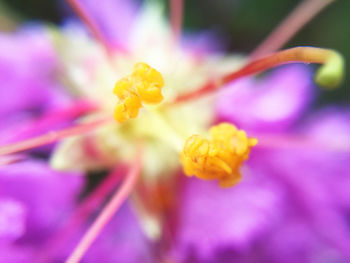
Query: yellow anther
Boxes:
[
  {"xmin": 113, "ymin": 62, "xmax": 164, "ymax": 122},
  {"xmin": 180, "ymin": 123, "xmax": 257, "ymax": 187},
  {"xmin": 113, "ymin": 77, "xmax": 135, "ymax": 99}
]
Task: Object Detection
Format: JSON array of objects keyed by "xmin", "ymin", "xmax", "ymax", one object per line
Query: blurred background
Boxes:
[{"xmin": 1, "ymin": 0, "xmax": 349, "ymax": 104}]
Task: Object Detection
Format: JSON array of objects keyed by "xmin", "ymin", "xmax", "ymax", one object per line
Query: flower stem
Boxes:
[
  {"xmin": 250, "ymin": 0, "xmax": 335, "ymax": 58},
  {"xmin": 0, "ymin": 117, "xmax": 113, "ymax": 156},
  {"xmin": 173, "ymin": 46, "xmax": 344, "ymax": 104},
  {"xmin": 65, "ymin": 150, "xmax": 142, "ymax": 263}
]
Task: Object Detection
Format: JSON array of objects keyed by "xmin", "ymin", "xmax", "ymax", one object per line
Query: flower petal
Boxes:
[
  {"xmin": 0, "ymin": 198, "xmax": 26, "ymax": 242},
  {"xmin": 0, "ymin": 28, "xmax": 70, "ymax": 119},
  {"xmin": 83, "ymin": 202, "xmax": 154, "ymax": 263},
  {"xmin": 79, "ymin": 0, "xmax": 139, "ymax": 48},
  {"xmin": 175, "ymin": 173, "xmax": 282, "ymax": 261},
  {"xmin": 216, "ymin": 65, "xmax": 314, "ymax": 132},
  {"xmin": 0, "ymin": 160, "xmax": 83, "ymax": 243}
]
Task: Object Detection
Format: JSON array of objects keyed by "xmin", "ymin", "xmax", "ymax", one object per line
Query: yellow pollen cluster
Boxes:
[
  {"xmin": 113, "ymin": 62, "xmax": 164, "ymax": 122},
  {"xmin": 181, "ymin": 123, "xmax": 258, "ymax": 187}
]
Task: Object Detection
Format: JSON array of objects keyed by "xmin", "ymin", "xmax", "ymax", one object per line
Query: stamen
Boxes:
[
  {"xmin": 170, "ymin": 0, "xmax": 184, "ymax": 43},
  {"xmin": 113, "ymin": 62, "xmax": 164, "ymax": 122},
  {"xmin": 173, "ymin": 47, "xmax": 345, "ymax": 104},
  {"xmin": 0, "ymin": 117, "xmax": 113, "ymax": 156},
  {"xmin": 4, "ymin": 100, "xmax": 97, "ymax": 143},
  {"xmin": 180, "ymin": 123, "xmax": 257, "ymax": 187},
  {"xmin": 66, "ymin": 0, "xmax": 113, "ymax": 52},
  {"xmin": 65, "ymin": 149, "xmax": 142, "ymax": 263},
  {"xmin": 250, "ymin": 0, "xmax": 335, "ymax": 58}
]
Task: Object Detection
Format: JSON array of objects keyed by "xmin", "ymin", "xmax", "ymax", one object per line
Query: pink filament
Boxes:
[
  {"xmin": 66, "ymin": 150, "xmax": 142, "ymax": 263},
  {"xmin": 4, "ymin": 100, "xmax": 97, "ymax": 143},
  {"xmin": 0, "ymin": 154, "xmax": 25, "ymax": 166},
  {"xmin": 0, "ymin": 117, "xmax": 113, "ymax": 156},
  {"xmin": 250, "ymin": 0, "xmax": 334, "ymax": 58},
  {"xmin": 41, "ymin": 166, "xmax": 125, "ymax": 262},
  {"xmin": 170, "ymin": 0, "xmax": 184, "ymax": 43},
  {"xmin": 66, "ymin": 0, "xmax": 112, "ymax": 52},
  {"xmin": 173, "ymin": 47, "xmax": 333, "ymax": 104}
]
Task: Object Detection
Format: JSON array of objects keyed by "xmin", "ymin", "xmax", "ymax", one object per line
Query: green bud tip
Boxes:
[{"xmin": 315, "ymin": 51, "xmax": 345, "ymax": 89}]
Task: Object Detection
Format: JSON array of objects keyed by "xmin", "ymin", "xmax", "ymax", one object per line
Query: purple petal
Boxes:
[
  {"xmin": 216, "ymin": 65, "xmax": 314, "ymax": 132},
  {"xmin": 175, "ymin": 173, "xmax": 282, "ymax": 261},
  {"xmin": 0, "ymin": 28, "xmax": 70, "ymax": 119},
  {"xmin": 263, "ymin": 220, "xmax": 342, "ymax": 263},
  {"xmin": 83, "ymin": 202, "xmax": 154, "ymax": 263},
  {"xmin": 0, "ymin": 161, "xmax": 84, "ymax": 244},
  {"xmin": 249, "ymin": 147, "xmax": 350, "ymax": 262},
  {"xmin": 0, "ymin": 244, "xmax": 34, "ymax": 263},
  {"xmin": 303, "ymin": 107, "xmax": 350, "ymax": 147},
  {"xmin": 80, "ymin": 0, "xmax": 139, "ymax": 48},
  {"xmin": 301, "ymin": 107, "xmax": 350, "ymax": 209},
  {"xmin": 0, "ymin": 199, "xmax": 26, "ymax": 243}
]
